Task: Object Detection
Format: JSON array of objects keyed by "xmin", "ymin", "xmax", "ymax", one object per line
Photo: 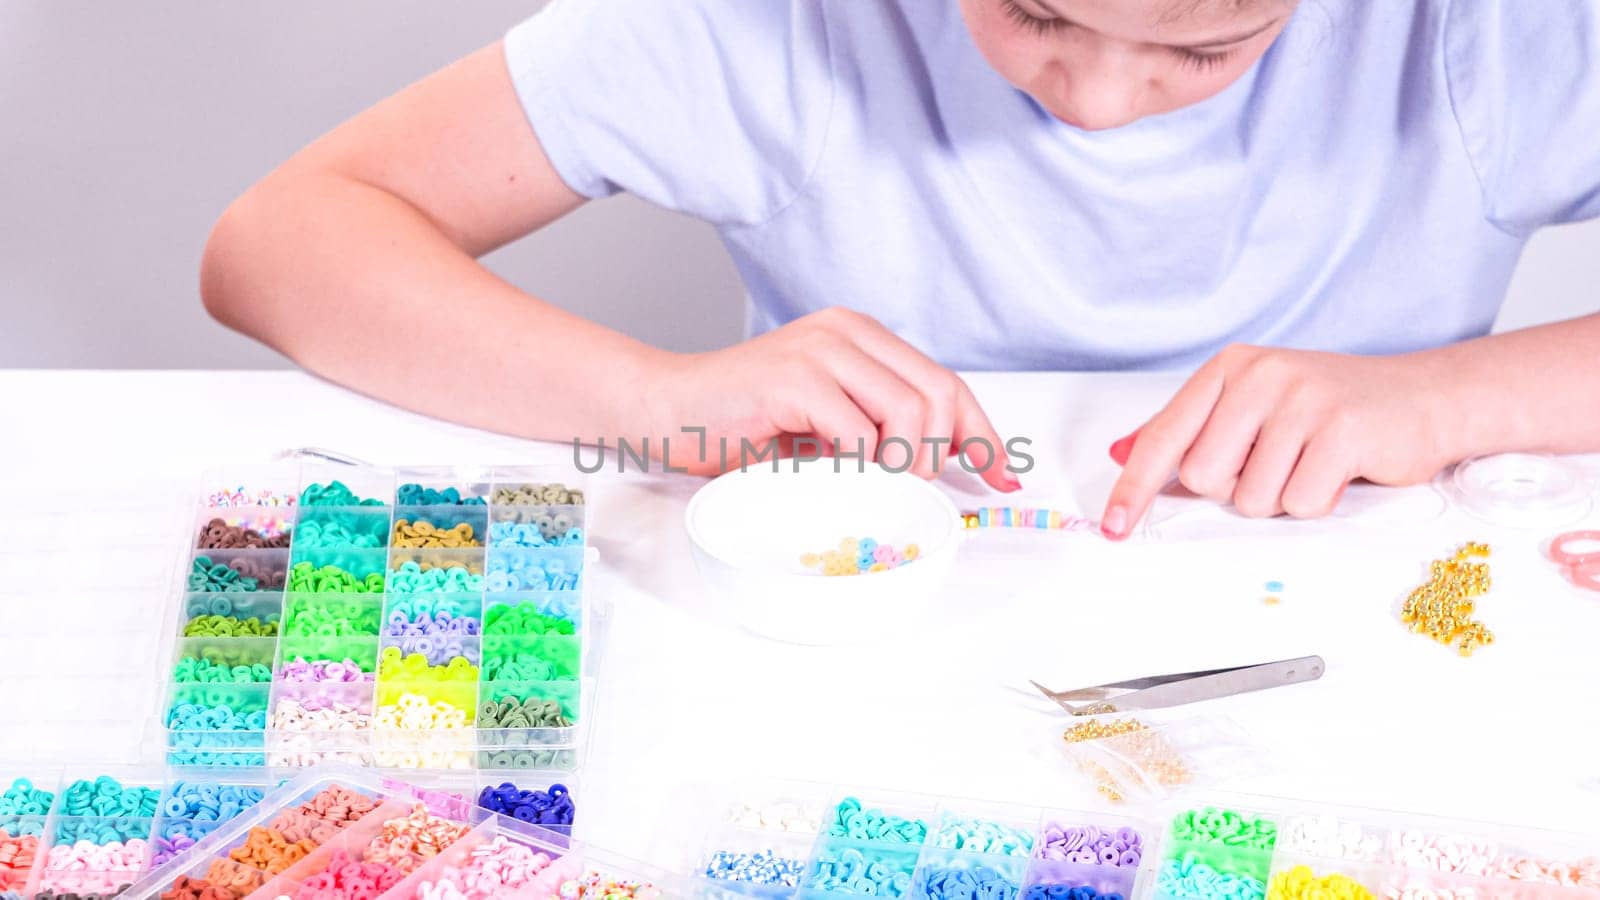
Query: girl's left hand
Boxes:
[{"xmin": 1100, "ymin": 345, "xmax": 1457, "ymax": 539}]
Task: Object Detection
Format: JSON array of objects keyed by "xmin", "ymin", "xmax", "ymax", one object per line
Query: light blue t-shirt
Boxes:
[{"xmin": 504, "ymin": 0, "xmax": 1600, "ymax": 370}]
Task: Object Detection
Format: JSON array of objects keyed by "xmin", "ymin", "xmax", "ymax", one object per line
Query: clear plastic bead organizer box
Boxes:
[
  {"xmin": 157, "ymin": 463, "xmax": 605, "ymax": 772},
  {"xmin": 665, "ymin": 781, "xmax": 1600, "ymax": 900}
]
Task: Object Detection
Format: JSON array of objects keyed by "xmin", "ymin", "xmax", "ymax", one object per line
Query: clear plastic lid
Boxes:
[{"xmin": 1443, "ymin": 454, "xmax": 1594, "ymax": 529}]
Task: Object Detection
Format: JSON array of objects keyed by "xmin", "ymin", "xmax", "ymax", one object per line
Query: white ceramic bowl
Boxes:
[{"xmin": 684, "ymin": 460, "xmax": 963, "ymax": 644}]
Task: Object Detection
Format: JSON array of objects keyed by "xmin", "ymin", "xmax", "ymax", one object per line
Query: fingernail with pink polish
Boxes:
[{"xmin": 1101, "ymin": 506, "xmax": 1127, "ymax": 539}]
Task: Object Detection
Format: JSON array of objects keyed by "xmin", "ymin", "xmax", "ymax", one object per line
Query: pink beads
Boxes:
[
  {"xmin": 294, "ymin": 849, "xmax": 404, "ymax": 899},
  {"xmin": 413, "ymin": 836, "xmax": 563, "ymax": 899},
  {"xmin": 37, "ymin": 838, "xmax": 150, "ymax": 894}
]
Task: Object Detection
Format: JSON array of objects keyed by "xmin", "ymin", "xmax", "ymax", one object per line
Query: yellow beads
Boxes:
[
  {"xmin": 1267, "ymin": 866, "xmax": 1375, "ymax": 900},
  {"xmin": 1061, "ymin": 718, "xmax": 1192, "ymax": 803},
  {"xmin": 392, "ymin": 519, "xmax": 480, "ymax": 548},
  {"xmin": 1400, "ymin": 543, "xmax": 1495, "ymax": 656}
]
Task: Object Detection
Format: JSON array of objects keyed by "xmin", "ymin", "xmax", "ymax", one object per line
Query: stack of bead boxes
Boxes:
[
  {"xmin": 121, "ymin": 766, "xmax": 665, "ymax": 900},
  {"xmin": 162, "ymin": 464, "xmax": 597, "ymax": 771},
  {"xmin": 0, "ymin": 766, "xmax": 583, "ymax": 899},
  {"xmin": 677, "ymin": 782, "xmax": 1151, "ymax": 900},
  {"xmin": 675, "ymin": 784, "xmax": 1600, "ymax": 900}
]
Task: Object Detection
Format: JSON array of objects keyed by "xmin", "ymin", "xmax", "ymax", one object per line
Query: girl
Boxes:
[{"xmin": 200, "ymin": 0, "xmax": 1600, "ymax": 539}]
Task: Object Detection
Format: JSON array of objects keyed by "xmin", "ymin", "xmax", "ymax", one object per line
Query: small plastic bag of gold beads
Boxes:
[{"xmin": 1050, "ymin": 713, "xmax": 1269, "ymax": 804}]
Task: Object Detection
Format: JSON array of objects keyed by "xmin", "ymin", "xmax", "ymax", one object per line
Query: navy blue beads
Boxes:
[
  {"xmin": 1022, "ymin": 886, "xmax": 1123, "ymax": 900},
  {"xmin": 475, "ymin": 782, "xmax": 574, "ymax": 830}
]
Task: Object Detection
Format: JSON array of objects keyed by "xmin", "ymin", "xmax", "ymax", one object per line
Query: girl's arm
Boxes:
[
  {"xmin": 202, "ymin": 43, "xmax": 663, "ymax": 440},
  {"xmin": 1100, "ymin": 314, "xmax": 1600, "ymax": 538},
  {"xmin": 203, "ymin": 42, "xmax": 1020, "ymax": 490}
]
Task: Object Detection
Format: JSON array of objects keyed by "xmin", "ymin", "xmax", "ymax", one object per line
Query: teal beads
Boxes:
[
  {"xmin": 386, "ymin": 561, "xmax": 485, "ymax": 594},
  {"xmin": 0, "ymin": 778, "xmax": 53, "ymax": 835},
  {"xmin": 825, "ymin": 798, "xmax": 929, "ymax": 844},
  {"xmin": 933, "ymin": 815, "xmax": 1035, "ymax": 856},
  {"xmin": 55, "ymin": 777, "xmax": 158, "ymax": 840},
  {"xmin": 397, "ymin": 483, "xmax": 486, "ymax": 505},
  {"xmin": 173, "ymin": 656, "xmax": 273, "ymax": 684},
  {"xmin": 299, "ymin": 480, "xmax": 385, "ymax": 506}
]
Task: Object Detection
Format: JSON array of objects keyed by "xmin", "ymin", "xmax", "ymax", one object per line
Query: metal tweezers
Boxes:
[{"xmin": 1031, "ymin": 655, "xmax": 1324, "ymax": 716}]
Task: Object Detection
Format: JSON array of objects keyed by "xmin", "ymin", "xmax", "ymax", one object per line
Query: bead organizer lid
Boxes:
[
  {"xmin": 119, "ymin": 763, "xmax": 665, "ymax": 900},
  {"xmin": 157, "ymin": 463, "xmax": 606, "ymax": 772}
]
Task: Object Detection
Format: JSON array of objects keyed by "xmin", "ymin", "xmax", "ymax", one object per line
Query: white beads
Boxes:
[
  {"xmin": 728, "ymin": 800, "xmax": 823, "ymax": 833},
  {"xmin": 1280, "ymin": 815, "xmax": 1383, "ymax": 861}
]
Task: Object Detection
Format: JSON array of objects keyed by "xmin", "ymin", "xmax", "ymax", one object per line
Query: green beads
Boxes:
[
  {"xmin": 483, "ymin": 603, "xmax": 575, "ymax": 636},
  {"xmin": 288, "ymin": 562, "xmax": 385, "ymax": 594},
  {"xmin": 478, "ymin": 695, "xmax": 570, "ymax": 728},
  {"xmin": 482, "ymin": 634, "xmax": 578, "ymax": 681},
  {"xmin": 284, "ymin": 595, "xmax": 381, "ymax": 636},
  {"xmin": 182, "ymin": 615, "xmax": 278, "ymax": 637},
  {"xmin": 173, "ymin": 656, "xmax": 273, "ymax": 683},
  {"xmin": 299, "ymin": 480, "xmax": 385, "ymax": 506},
  {"xmin": 1168, "ymin": 807, "xmax": 1278, "ymax": 885}
]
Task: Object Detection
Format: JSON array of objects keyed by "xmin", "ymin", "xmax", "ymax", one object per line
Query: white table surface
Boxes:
[{"xmin": 4, "ymin": 369, "xmax": 1599, "ymax": 866}]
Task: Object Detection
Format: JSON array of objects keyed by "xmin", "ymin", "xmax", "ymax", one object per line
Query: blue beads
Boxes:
[
  {"xmin": 486, "ymin": 554, "xmax": 580, "ymax": 591},
  {"xmin": 152, "ymin": 781, "xmax": 268, "ymax": 865},
  {"xmin": 0, "ymin": 777, "xmax": 54, "ymax": 833},
  {"xmin": 806, "ymin": 844, "xmax": 917, "ymax": 897},
  {"xmin": 1021, "ymin": 886, "xmax": 1123, "ymax": 900},
  {"xmin": 1156, "ymin": 856, "xmax": 1265, "ymax": 900},
  {"xmin": 933, "ymin": 816, "xmax": 1035, "ymax": 856},
  {"xmin": 825, "ymin": 798, "xmax": 929, "ymax": 844},
  {"xmin": 489, "ymin": 521, "xmax": 584, "ymax": 548},
  {"xmin": 476, "ymin": 782, "xmax": 575, "ymax": 829},
  {"xmin": 704, "ymin": 849, "xmax": 805, "ymax": 887},
  {"xmin": 917, "ymin": 865, "xmax": 1019, "ymax": 900}
]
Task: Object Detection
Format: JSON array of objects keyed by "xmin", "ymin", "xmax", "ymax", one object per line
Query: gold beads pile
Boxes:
[
  {"xmin": 1061, "ymin": 718, "xmax": 1192, "ymax": 802},
  {"xmin": 392, "ymin": 519, "xmax": 480, "ymax": 548},
  {"xmin": 1400, "ymin": 542, "xmax": 1495, "ymax": 657}
]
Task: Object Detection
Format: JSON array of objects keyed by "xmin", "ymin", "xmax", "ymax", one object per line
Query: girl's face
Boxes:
[{"xmin": 961, "ymin": 0, "xmax": 1295, "ymax": 130}]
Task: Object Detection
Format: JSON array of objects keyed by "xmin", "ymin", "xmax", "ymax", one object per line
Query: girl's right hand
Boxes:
[{"xmin": 639, "ymin": 307, "xmax": 1022, "ymax": 490}]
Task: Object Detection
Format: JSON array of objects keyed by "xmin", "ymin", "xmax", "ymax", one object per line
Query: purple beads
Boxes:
[
  {"xmin": 383, "ymin": 609, "xmax": 480, "ymax": 637},
  {"xmin": 278, "ymin": 658, "xmax": 374, "ymax": 683},
  {"xmin": 1038, "ymin": 825, "xmax": 1142, "ymax": 868}
]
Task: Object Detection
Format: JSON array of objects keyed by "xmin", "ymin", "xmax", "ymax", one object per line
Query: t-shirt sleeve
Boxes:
[
  {"xmin": 503, "ymin": 0, "xmax": 833, "ymax": 226},
  {"xmin": 1445, "ymin": 0, "xmax": 1600, "ymax": 235}
]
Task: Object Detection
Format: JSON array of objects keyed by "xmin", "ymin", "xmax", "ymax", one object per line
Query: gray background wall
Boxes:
[{"xmin": 2, "ymin": 0, "xmax": 1595, "ymax": 368}]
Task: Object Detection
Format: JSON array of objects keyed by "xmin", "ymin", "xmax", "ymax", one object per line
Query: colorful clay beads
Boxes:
[
  {"xmin": 37, "ymin": 838, "xmax": 150, "ymax": 895},
  {"xmin": 387, "ymin": 560, "xmax": 485, "ymax": 594},
  {"xmin": 174, "ymin": 656, "xmax": 273, "ymax": 684},
  {"xmin": 704, "ymin": 849, "xmax": 805, "ymax": 887},
  {"xmin": 393, "ymin": 519, "xmax": 481, "ymax": 548},
  {"xmin": 917, "ymin": 865, "xmax": 1020, "ymax": 900},
  {"xmin": 479, "ymin": 696, "xmax": 571, "ymax": 729},
  {"xmin": 188, "ymin": 556, "xmax": 284, "ymax": 592},
  {"xmin": 397, "ymin": 483, "xmax": 487, "ymax": 506},
  {"xmin": 806, "ymin": 843, "xmax": 918, "ymax": 897},
  {"xmin": 182, "ymin": 614, "xmax": 278, "ymax": 638},
  {"xmin": 1023, "ymin": 887, "xmax": 1122, "ymax": 900},
  {"xmin": 961, "ymin": 507, "xmax": 1097, "ymax": 531},
  {"xmin": 476, "ymin": 782, "xmax": 575, "ymax": 828},
  {"xmin": 933, "ymin": 815, "xmax": 1035, "ymax": 856},
  {"xmin": 287, "ymin": 562, "xmax": 385, "ymax": 595},
  {"xmin": 209, "ymin": 486, "xmax": 295, "ymax": 508},
  {"xmin": 824, "ymin": 798, "xmax": 929, "ymax": 844},
  {"xmin": 491, "ymin": 482, "xmax": 584, "ymax": 506},
  {"xmin": 1038, "ymin": 824, "xmax": 1143, "ymax": 868},
  {"xmin": 1061, "ymin": 719, "xmax": 1192, "ymax": 803},
  {"xmin": 1401, "ymin": 543, "xmax": 1495, "ymax": 656},
  {"xmin": 0, "ymin": 779, "xmax": 48, "ymax": 895},
  {"xmin": 299, "ymin": 480, "xmax": 385, "ymax": 507},
  {"xmin": 1266, "ymin": 866, "xmax": 1375, "ymax": 900},
  {"xmin": 152, "ymin": 782, "xmax": 267, "ymax": 866},
  {"xmin": 485, "ymin": 553, "xmax": 578, "ymax": 591},
  {"xmin": 196, "ymin": 517, "xmax": 291, "ymax": 549},
  {"xmin": 483, "ymin": 603, "xmax": 575, "ymax": 636},
  {"xmin": 802, "ymin": 537, "xmax": 920, "ymax": 576},
  {"xmin": 488, "ymin": 519, "xmax": 585, "ymax": 548},
  {"xmin": 294, "ymin": 848, "xmax": 405, "ymax": 898},
  {"xmin": 1157, "ymin": 855, "xmax": 1265, "ymax": 900},
  {"xmin": 413, "ymin": 836, "xmax": 566, "ymax": 898}
]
